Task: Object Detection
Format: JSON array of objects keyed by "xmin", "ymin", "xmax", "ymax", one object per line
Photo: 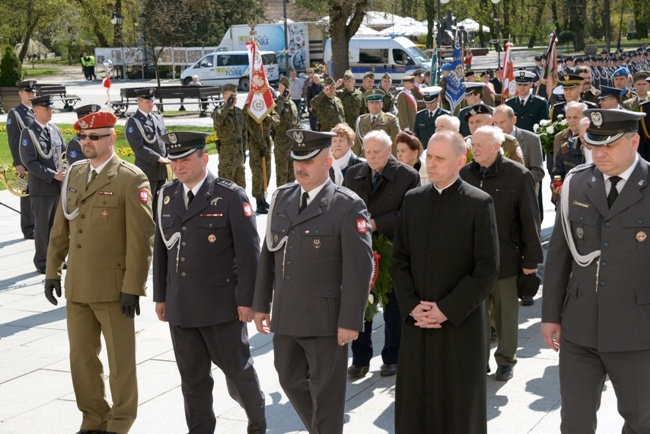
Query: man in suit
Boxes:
[
  {"xmin": 125, "ymin": 88, "xmax": 170, "ymax": 207},
  {"xmin": 19, "ymin": 95, "xmax": 66, "ymax": 273},
  {"xmin": 253, "ymin": 130, "xmax": 374, "ymax": 434},
  {"xmin": 6, "ymin": 80, "xmax": 37, "ymax": 239},
  {"xmin": 354, "ymin": 89, "xmax": 401, "ymax": 157},
  {"xmin": 344, "ymin": 130, "xmax": 420, "ymax": 379},
  {"xmin": 542, "ymin": 108, "xmax": 650, "ymax": 433},
  {"xmin": 505, "ymin": 70, "xmax": 549, "ymax": 133},
  {"xmin": 44, "ymin": 111, "xmax": 155, "ymax": 434},
  {"xmin": 153, "ymin": 132, "xmax": 266, "ymax": 434},
  {"xmin": 67, "ymin": 105, "xmax": 101, "ymax": 166},
  {"xmin": 413, "ymin": 86, "xmax": 451, "ymax": 150},
  {"xmin": 397, "ymin": 75, "xmax": 418, "ymax": 132}
]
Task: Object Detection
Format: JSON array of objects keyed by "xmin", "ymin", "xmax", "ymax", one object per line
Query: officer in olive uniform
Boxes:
[
  {"xmin": 6, "ymin": 80, "xmax": 36, "ymax": 239},
  {"xmin": 44, "ymin": 111, "xmax": 155, "ymax": 434},
  {"xmin": 253, "ymin": 129, "xmax": 374, "ymax": 434},
  {"xmin": 310, "ymin": 76, "xmax": 345, "ymax": 132},
  {"xmin": 550, "ymin": 74, "xmax": 598, "ymax": 122},
  {"xmin": 212, "ymin": 83, "xmax": 247, "ymax": 188},
  {"xmin": 153, "ymin": 132, "xmax": 266, "ymax": 434},
  {"xmin": 413, "ymin": 86, "xmax": 450, "ymax": 149},
  {"xmin": 244, "ymin": 107, "xmax": 280, "ymax": 214},
  {"xmin": 358, "ymin": 71, "xmax": 376, "ymax": 116},
  {"xmin": 505, "ymin": 70, "xmax": 550, "ymax": 133},
  {"xmin": 622, "ymin": 71, "xmax": 650, "ymax": 111},
  {"xmin": 66, "ymin": 104, "xmax": 102, "ymax": 165},
  {"xmin": 336, "ymin": 69, "xmax": 364, "ymax": 128},
  {"xmin": 542, "ymin": 109, "xmax": 650, "ymax": 434},
  {"xmin": 125, "ymin": 88, "xmax": 169, "ymax": 207},
  {"xmin": 354, "ymin": 89, "xmax": 401, "ymax": 156},
  {"xmin": 274, "ymin": 76, "xmax": 301, "ymax": 187},
  {"xmin": 396, "ymin": 75, "xmax": 418, "ymax": 132},
  {"xmin": 19, "ymin": 95, "xmax": 66, "ymax": 273},
  {"xmin": 380, "ymin": 73, "xmax": 396, "ymax": 114}
]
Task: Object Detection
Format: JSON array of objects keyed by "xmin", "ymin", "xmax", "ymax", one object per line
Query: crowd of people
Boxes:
[{"xmin": 4, "ymin": 43, "xmax": 650, "ymax": 434}]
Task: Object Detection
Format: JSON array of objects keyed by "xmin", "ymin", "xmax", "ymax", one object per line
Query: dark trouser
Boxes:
[
  {"xmin": 309, "ymin": 109, "xmax": 319, "ymax": 131},
  {"xmin": 20, "ymin": 195, "xmax": 35, "ymax": 237},
  {"xmin": 274, "ymin": 334, "xmax": 348, "ymax": 434},
  {"xmin": 352, "ymin": 289, "xmax": 402, "ymax": 366},
  {"xmin": 150, "ymin": 179, "xmax": 166, "ymax": 216},
  {"xmin": 170, "ymin": 320, "xmax": 265, "ymax": 434},
  {"xmin": 485, "ymin": 276, "xmax": 519, "ymax": 367},
  {"xmin": 559, "ymin": 337, "xmax": 650, "ymax": 434},
  {"xmin": 291, "ymin": 99, "xmax": 302, "ymax": 118},
  {"xmin": 537, "ymin": 182, "xmax": 544, "ymax": 223},
  {"xmin": 88, "ymin": 65, "xmax": 96, "ymax": 80},
  {"xmin": 31, "ymin": 194, "xmax": 58, "ymax": 270}
]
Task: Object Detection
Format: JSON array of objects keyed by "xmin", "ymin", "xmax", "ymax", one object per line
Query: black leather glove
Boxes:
[
  {"xmin": 260, "ymin": 147, "xmax": 268, "ymax": 158},
  {"xmin": 226, "ymin": 95, "xmax": 235, "ymax": 107},
  {"xmin": 120, "ymin": 293, "xmax": 141, "ymax": 318},
  {"xmin": 44, "ymin": 279, "xmax": 62, "ymax": 306},
  {"xmin": 282, "ymin": 88, "xmax": 290, "ymax": 98}
]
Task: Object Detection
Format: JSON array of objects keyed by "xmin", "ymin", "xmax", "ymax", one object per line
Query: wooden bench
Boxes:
[
  {"xmin": 109, "ymin": 85, "xmax": 223, "ymax": 118},
  {"xmin": 36, "ymin": 84, "xmax": 81, "ymax": 111}
]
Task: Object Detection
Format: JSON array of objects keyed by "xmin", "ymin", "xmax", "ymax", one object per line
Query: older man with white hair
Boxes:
[
  {"xmin": 435, "ymin": 114, "xmax": 460, "ymax": 133},
  {"xmin": 460, "ymin": 125, "xmax": 543, "ymax": 381}
]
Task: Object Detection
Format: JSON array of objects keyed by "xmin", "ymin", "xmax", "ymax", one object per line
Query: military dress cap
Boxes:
[
  {"xmin": 464, "ymin": 70, "xmax": 476, "ymax": 78},
  {"xmin": 583, "ymin": 109, "xmax": 647, "ymax": 146},
  {"xmin": 565, "ymin": 56, "xmax": 574, "ymax": 62},
  {"xmin": 17, "ymin": 80, "xmax": 37, "ymax": 92},
  {"xmin": 421, "ymin": 86, "xmax": 443, "ymax": 102},
  {"xmin": 441, "ymin": 63, "xmax": 454, "ymax": 71},
  {"xmin": 364, "ymin": 89, "xmax": 386, "ymax": 101},
  {"xmin": 161, "ymin": 131, "xmax": 210, "ymax": 159},
  {"xmin": 136, "ymin": 88, "xmax": 157, "ymax": 100},
  {"xmin": 73, "ymin": 111, "xmax": 118, "ymax": 131},
  {"xmin": 402, "ymin": 75, "xmax": 415, "ymax": 83},
  {"xmin": 534, "ymin": 55, "xmax": 543, "ymax": 61},
  {"xmin": 363, "ymin": 71, "xmax": 375, "ymax": 79},
  {"xmin": 323, "ymin": 76, "xmax": 336, "ymax": 86},
  {"xmin": 287, "ymin": 129, "xmax": 335, "ymax": 161},
  {"xmin": 558, "ymin": 74, "xmax": 583, "ymax": 88},
  {"xmin": 633, "ymin": 71, "xmax": 650, "ymax": 82},
  {"xmin": 412, "ymin": 69, "xmax": 425, "ymax": 77},
  {"xmin": 481, "ymin": 70, "xmax": 491, "ymax": 77},
  {"xmin": 343, "ymin": 70, "xmax": 354, "ymax": 80},
  {"xmin": 612, "ymin": 66, "xmax": 631, "ymax": 77},
  {"xmin": 74, "ymin": 104, "xmax": 102, "ymax": 119},
  {"xmin": 463, "ymin": 81, "xmax": 486, "ymax": 94},
  {"xmin": 465, "ymin": 103, "xmax": 493, "ymax": 121},
  {"xmin": 222, "ymin": 83, "xmax": 238, "ymax": 93},
  {"xmin": 515, "ymin": 70, "xmax": 537, "ymax": 83},
  {"xmin": 280, "ymin": 76, "xmax": 290, "ymax": 87},
  {"xmin": 381, "ymin": 72, "xmax": 392, "ymax": 80},
  {"xmin": 30, "ymin": 95, "xmax": 56, "ymax": 108},
  {"xmin": 598, "ymin": 86, "xmax": 623, "ymax": 100}
]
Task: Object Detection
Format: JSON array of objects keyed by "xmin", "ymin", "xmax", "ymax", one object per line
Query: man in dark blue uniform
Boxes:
[
  {"xmin": 505, "ymin": 70, "xmax": 549, "ymax": 133},
  {"xmin": 413, "ymin": 86, "xmax": 450, "ymax": 149},
  {"xmin": 153, "ymin": 131, "xmax": 266, "ymax": 434}
]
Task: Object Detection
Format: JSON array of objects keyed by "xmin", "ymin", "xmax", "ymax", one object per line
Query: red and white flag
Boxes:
[
  {"xmin": 542, "ymin": 34, "xmax": 558, "ymax": 99},
  {"xmin": 502, "ymin": 42, "xmax": 516, "ymax": 98},
  {"xmin": 246, "ymin": 40, "xmax": 275, "ymax": 123}
]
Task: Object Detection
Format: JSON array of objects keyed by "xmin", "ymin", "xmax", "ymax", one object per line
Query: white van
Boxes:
[
  {"xmin": 323, "ymin": 36, "xmax": 431, "ymax": 83},
  {"xmin": 180, "ymin": 50, "xmax": 279, "ymax": 91}
]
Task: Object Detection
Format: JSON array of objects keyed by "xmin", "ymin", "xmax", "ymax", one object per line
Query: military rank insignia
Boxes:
[{"xmin": 356, "ymin": 219, "xmax": 368, "ymax": 234}]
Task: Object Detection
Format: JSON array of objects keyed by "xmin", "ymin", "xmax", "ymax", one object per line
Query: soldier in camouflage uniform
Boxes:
[
  {"xmin": 335, "ymin": 70, "xmax": 364, "ymax": 128},
  {"xmin": 274, "ymin": 76, "xmax": 301, "ymax": 186},
  {"xmin": 380, "ymin": 73, "xmax": 396, "ymax": 114},
  {"xmin": 358, "ymin": 72, "xmax": 375, "ymax": 115},
  {"xmin": 310, "ymin": 77, "xmax": 345, "ymax": 132},
  {"xmin": 245, "ymin": 107, "xmax": 280, "ymax": 213},
  {"xmin": 212, "ymin": 83, "xmax": 247, "ymax": 188}
]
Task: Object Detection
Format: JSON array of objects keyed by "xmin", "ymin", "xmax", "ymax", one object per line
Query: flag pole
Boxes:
[{"xmin": 248, "ymin": 23, "xmax": 268, "ymax": 196}]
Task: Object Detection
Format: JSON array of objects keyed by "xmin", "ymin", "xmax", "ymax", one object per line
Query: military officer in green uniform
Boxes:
[
  {"xmin": 413, "ymin": 86, "xmax": 450, "ymax": 149},
  {"xmin": 358, "ymin": 71, "xmax": 376, "ymax": 115},
  {"xmin": 335, "ymin": 69, "xmax": 364, "ymax": 128},
  {"xmin": 67, "ymin": 104, "xmax": 102, "ymax": 165},
  {"xmin": 212, "ymin": 83, "xmax": 247, "ymax": 188},
  {"xmin": 274, "ymin": 76, "xmax": 301, "ymax": 186},
  {"xmin": 380, "ymin": 73, "xmax": 396, "ymax": 114},
  {"xmin": 44, "ymin": 111, "xmax": 155, "ymax": 434},
  {"xmin": 245, "ymin": 106, "xmax": 280, "ymax": 214},
  {"xmin": 622, "ymin": 71, "xmax": 649, "ymax": 111},
  {"xmin": 310, "ymin": 76, "xmax": 345, "ymax": 132},
  {"xmin": 505, "ymin": 70, "xmax": 549, "ymax": 133},
  {"xmin": 354, "ymin": 89, "xmax": 401, "ymax": 157}
]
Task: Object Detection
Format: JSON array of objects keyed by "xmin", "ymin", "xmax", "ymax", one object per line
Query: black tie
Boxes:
[
  {"xmin": 429, "ymin": 111, "xmax": 434, "ymax": 119},
  {"xmin": 607, "ymin": 176, "xmax": 621, "ymax": 208},
  {"xmin": 299, "ymin": 191, "xmax": 309, "ymax": 213},
  {"xmin": 187, "ymin": 191, "xmax": 195, "ymax": 207},
  {"xmin": 372, "ymin": 172, "xmax": 381, "ymax": 189}
]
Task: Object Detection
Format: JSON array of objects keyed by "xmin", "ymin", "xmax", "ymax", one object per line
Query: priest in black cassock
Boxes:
[{"xmin": 390, "ymin": 130, "xmax": 499, "ymax": 433}]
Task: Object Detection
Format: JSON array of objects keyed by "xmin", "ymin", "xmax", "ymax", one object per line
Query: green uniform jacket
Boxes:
[
  {"xmin": 274, "ymin": 94, "xmax": 301, "ymax": 144},
  {"xmin": 213, "ymin": 104, "xmax": 247, "ymax": 148},
  {"xmin": 310, "ymin": 92, "xmax": 345, "ymax": 132},
  {"xmin": 353, "ymin": 111, "xmax": 401, "ymax": 157},
  {"xmin": 336, "ymin": 87, "xmax": 364, "ymax": 128}
]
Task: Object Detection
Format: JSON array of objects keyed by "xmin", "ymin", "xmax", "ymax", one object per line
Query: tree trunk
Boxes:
[
  {"xmin": 568, "ymin": 0, "xmax": 586, "ymax": 50},
  {"xmin": 425, "ymin": 0, "xmax": 435, "ymax": 49},
  {"xmin": 602, "ymin": 0, "xmax": 611, "ymax": 51},
  {"xmin": 18, "ymin": 16, "xmax": 40, "ymax": 63},
  {"xmin": 328, "ymin": 0, "xmax": 367, "ymax": 79},
  {"xmin": 633, "ymin": 0, "xmax": 648, "ymax": 39}
]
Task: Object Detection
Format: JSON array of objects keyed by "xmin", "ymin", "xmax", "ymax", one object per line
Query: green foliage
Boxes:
[
  {"xmin": 365, "ymin": 234, "xmax": 393, "ymax": 322},
  {"xmin": 558, "ymin": 30, "xmax": 576, "ymax": 45},
  {"xmin": 0, "ymin": 45, "xmax": 23, "ymax": 86}
]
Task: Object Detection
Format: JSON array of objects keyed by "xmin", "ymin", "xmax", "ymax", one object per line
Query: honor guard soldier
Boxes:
[
  {"xmin": 458, "ymin": 82, "xmax": 489, "ymax": 137},
  {"xmin": 253, "ymin": 129, "xmax": 373, "ymax": 434},
  {"xmin": 44, "ymin": 111, "xmax": 155, "ymax": 434},
  {"xmin": 274, "ymin": 76, "xmax": 302, "ymax": 186},
  {"xmin": 19, "ymin": 94, "xmax": 66, "ymax": 273},
  {"xmin": 505, "ymin": 70, "xmax": 550, "ymax": 133},
  {"xmin": 335, "ymin": 69, "xmax": 364, "ymax": 128},
  {"xmin": 6, "ymin": 80, "xmax": 37, "ymax": 239},
  {"xmin": 212, "ymin": 83, "xmax": 247, "ymax": 188},
  {"xmin": 309, "ymin": 76, "xmax": 345, "ymax": 132},
  {"xmin": 396, "ymin": 75, "xmax": 418, "ymax": 132},
  {"xmin": 542, "ymin": 108, "xmax": 650, "ymax": 434},
  {"xmin": 67, "ymin": 104, "xmax": 101, "ymax": 165},
  {"xmin": 380, "ymin": 73, "xmax": 396, "ymax": 114},
  {"xmin": 611, "ymin": 66, "xmax": 637, "ymax": 102},
  {"xmin": 354, "ymin": 89, "xmax": 401, "ymax": 157},
  {"xmin": 125, "ymin": 87, "xmax": 170, "ymax": 207},
  {"xmin": 153, "ymin": 131, "xmax": 267, "ymax": 434},
  {"xmin": 622, "ymin": 71, "xmax": 650, "ymax": 111},
  {"xmin": 413, "ymin": 86, "xmax": 450, "ymax": 149},
  {"xmin": 550, "ymin": 74, "xmax": 597, "ymax": 122}
]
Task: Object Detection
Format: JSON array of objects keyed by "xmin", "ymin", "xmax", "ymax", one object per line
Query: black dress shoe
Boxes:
[
  {"xmin": 380, "ymin": 363, "xmax": 397, "ymax": 377},
  {"xmin": 256, "ymin": 198, "xmax": 268, "ymax": 214},
  {"xmin": 247, "ymin": 421, "xmax": 267, "ymax": 433},
  {"xmin": 36, "ymin": 268, "xmax": 46, "ymax": 274},
  {"xmin": 24, "ymin": 233, "xmax": 35, "ymax": 240},
  {"xmin": 495, "ymin": 365, "xmax": 513, "ymax": 381},
  {"xmin": 521, "ymin": 295, "xmax": 535, "ymax": 306},
  {"xmin": 347, "ymin": 364, "xmax": 369, "ymax": 378}
]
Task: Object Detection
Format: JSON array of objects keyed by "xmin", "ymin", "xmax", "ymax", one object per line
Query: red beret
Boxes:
[{"xmin": 73, "ymin": 111, "xmax": 117, "ymax": 131}]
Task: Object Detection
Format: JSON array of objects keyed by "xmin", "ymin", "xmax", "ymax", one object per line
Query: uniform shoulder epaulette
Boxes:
[
  {"xmin": 552, "ymin": 101, "xmax": 565, "ymax": 108},
  {"xmin": 67, "ymin": 159, "xmax": 89, "ymax": 175},
  {"xmin": 161, "ymin": 178, "xmax": 179, "ymax": 190},
  {"xmin": 566, "ymin": 162, "xmax": 595, "ymax": 177},
  {"xmin": 334, "ymin": 185, "xmax": 361, "ymax": 200},
  {"xmin": 118, "ymin": 159, "xmax": 143, "ymax": 175},
  {"xmin": 215, "ymin": 178, "xmax": 237, "ymax": 190},
  {"xmin": 532, "ymin": 94, "xmax": 546, "ymax": 101}
]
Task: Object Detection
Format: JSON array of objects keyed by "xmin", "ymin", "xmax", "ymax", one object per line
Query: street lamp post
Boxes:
[
  {"xmin": 491, "ymin": 0, "xmax": 502, "ymax": 69},
  {"xmin": 111, "ymin": 11, "xmax": 124, "ymax": 79}
]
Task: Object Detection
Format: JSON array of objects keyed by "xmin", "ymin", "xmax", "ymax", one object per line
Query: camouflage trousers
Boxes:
[
  {"xmin": 274, "ymin": 140, "xmax": 295, "ymax": 187},
  {"xmin": 249, "ymin": 140, "xmax": 272, "ymax": 199},
  {"xmin": 218, "ymin": 142, "xmax": 246, "ymax": 189}
]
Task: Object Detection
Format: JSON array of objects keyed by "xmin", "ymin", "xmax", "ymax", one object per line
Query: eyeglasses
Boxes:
[{"xmin": 78, "ymin": 133, "xmax": 112, "ymax": 141}]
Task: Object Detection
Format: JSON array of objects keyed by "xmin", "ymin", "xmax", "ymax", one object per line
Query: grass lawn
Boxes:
[
  {"xmin": 23, "ymin": 68, "xmax": 62, "ymax": 78},
  {"xmin": 0, "ymin": 123, "xmax": 217, "ymax": 192}
]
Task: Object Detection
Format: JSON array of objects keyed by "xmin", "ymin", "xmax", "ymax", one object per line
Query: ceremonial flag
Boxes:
[
  {"xmin": 502, "ymin": 42, "xmax": 516, "ymax": 98},
  {"xmin": 541, "ymin": 33, "xmax": 558, "ymax": 99},
  {"xmin": 444, "ymin": 35, "xmax": 464, "ymax": 114},
  {"xmin": 245, "ymin": 39, "xmax": 275, "ymax": 123}
]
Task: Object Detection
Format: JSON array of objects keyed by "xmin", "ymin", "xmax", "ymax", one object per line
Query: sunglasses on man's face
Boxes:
[{"xmin": 79, "ymin": 133, "xmax": 112, "ymax": 141}]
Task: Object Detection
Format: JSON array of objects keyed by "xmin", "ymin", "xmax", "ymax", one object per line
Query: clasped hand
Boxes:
[{"xmin": 410, "ymin": 301, "xmax": 447, "ymax": 329}]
